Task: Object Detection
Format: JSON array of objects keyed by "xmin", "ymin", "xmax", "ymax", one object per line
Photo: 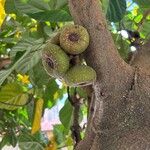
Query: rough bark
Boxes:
[
  {"xmin": 131, "ymin": 40, "xmax": 150, "ymax": 75},
  {"xmin": 68, "ymin": 0, "xmax": 150, "ymax": 149}
]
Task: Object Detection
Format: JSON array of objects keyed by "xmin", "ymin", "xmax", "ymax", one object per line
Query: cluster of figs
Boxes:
[{"xmin": 42, "ymin": 24, "xmax": 97, "ymax": 87}]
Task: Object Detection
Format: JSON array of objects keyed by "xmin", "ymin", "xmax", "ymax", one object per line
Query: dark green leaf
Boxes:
[
  {"xmin": 59, "ymin": 100, "xmax": 73, "ymax": 130},
  {"xmin": 15, "ymin": 50, "xmax": 42, "ymax": 74},
  {"xmin": 28, "ymin": 10, "xmax": 72, "ymax": 22},
  {"xmin": 48, "ymin": 0, "xmax": 68, "ymax": 9},
  {"xmin": 53, "ymin": 124, "xmax": 65, "ymax": 145},
  {"xmin": 106, "ymin": 0, "xmax": 127, "ymax": 22},
  {"xmin": 5, "ymin": 0, "xmax": 51, "ymax": 14},
  {"xmin": 18, "ymin": 133, "xmax": 45, "ymax": 150},
  {"xmin": 10, "ymin": 38, "xmax": 44, "ymax": 59},
  {"xmin": 133, "ymin": 0, "xmax": 150, "ymax": 8},
  {"xmin": 0, "ymin": 135, "xmax": 10, "ymax": 149},
  {"xmin": 9, "ymin": 132, "xmax": 18, "ymax": 147},
  {"xmin": 43, "ymin": 80, "xmax": 59, "ymax": 108},
  {"xmin": 29, "ymin": 61, "xmax": 51, "ymax": 88}
]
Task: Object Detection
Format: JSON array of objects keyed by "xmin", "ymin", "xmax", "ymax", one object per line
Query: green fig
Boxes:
[
  {"xmin": 64, "ymin": 65, "xmax": 96, "ymax": 87},
  {"xmin": 60, "ymin": 25, "xmax": 90, "ymax": 55},
  {"xmin": 42, "ymin": 43, "xmax": 70, "ymax": 79}
]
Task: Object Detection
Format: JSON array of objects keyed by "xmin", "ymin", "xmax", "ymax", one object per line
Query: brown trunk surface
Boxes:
[{"xmin": 69, "ymin": 0, "xmax": 150, "ymax": 149}]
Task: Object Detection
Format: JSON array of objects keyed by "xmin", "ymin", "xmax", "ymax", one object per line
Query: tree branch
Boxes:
[
  {"xmin": 68, "ymin": 1, "xmax": 136, "ymax": 149},
  {"xmin": 69, "ymin": 0, "xmax": 132, "ymax": 82},
  {"xmin": 68, "ymin": 1, "xmax": 150, "ymax": 149},
  {"xmin": 0, "ymin": 58, "xmax": 11, "ymax": 70},
  {"xmin": 67, "ymin": 87, "xmax": 82, "ymax": 147},
  {"xmin": 131, "ymin": 39, "xmax": 150, "ymax": 74}
]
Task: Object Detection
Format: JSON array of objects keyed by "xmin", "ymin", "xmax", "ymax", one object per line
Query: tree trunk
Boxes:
[{"xmin": 69, "ymin": 0, "xmax": 150, "ymax": 149}]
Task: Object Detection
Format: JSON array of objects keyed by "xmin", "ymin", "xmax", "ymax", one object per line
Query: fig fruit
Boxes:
[{"xmin": 60, "ymin": 25, "xmax": 90, "ymax": 55}]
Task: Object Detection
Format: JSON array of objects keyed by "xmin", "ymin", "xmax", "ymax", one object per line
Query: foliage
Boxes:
[
  {"xmin": 0, "ymin": 0, "xmax": 6, "ymax": 26},
  {"xmin": 0, "ymin": 0, "xmax": 150, "ymax": 149}
]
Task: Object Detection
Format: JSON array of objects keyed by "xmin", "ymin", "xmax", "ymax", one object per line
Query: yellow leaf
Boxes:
[
  {"xmin": 15, "ymin": 31, "xmax": 22, "ymax": 39},
  {"xmin": 53, "ymin": 92, "xmax": 59, "ymax": 100},
  {"xmin": 45, "ymin": 132, "xmax": 57, "ymax": 150},
  {"xmin": 0, "ymin": 0, "xmax": 5, "ymax": 7},
  {"xmin": 9, "ymin": 13, "xmax": 16, "ymax": 20},
  {"xmin": 31, "ymin": 99, "xmax": 44, "ymax": 134},
  {"xmin": 30, "ymin": 26, "xmax": 37, "ymax": 32},
  {"xmin": 0, "ymin": 2, "xmax": 6, "ymax": 27},
  {"xmin": 21, "ymin": 75, "xmax": 30, "ymax": 84},
  {"xmin": 17, "ymin": 74, "xmax": 23, "ymax": 80},
  {"xmin": 132, "ymin": 7, "xmax": 138, "ymax": 16},
  {"xmin": 17, "ymin": 74, "xmax": 30, "ymax": 84}
]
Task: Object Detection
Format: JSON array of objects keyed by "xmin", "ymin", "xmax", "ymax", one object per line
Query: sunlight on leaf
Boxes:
[
  {"xmin": 31, "ymin": 98, "xmax": 44, "ymax": 134},
  {"xmin": 0, "ymin": 0, "xmax": 6, "ymax": 27},
  {"xmin": 17, "ymin": 74, "xmax": 30, "ymax": 84},
  {"xmin": 0, "ymin": 82, "xmax": 29, "ymax": 110}
]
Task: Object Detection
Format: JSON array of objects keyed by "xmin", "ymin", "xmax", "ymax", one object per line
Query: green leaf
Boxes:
[
  {"xmin": 0, "ymin": 69, "xmax": 12, "ymax": 86},
  {"xmin": 140, "ymin": 20, "xmax": 150, "ymax": 36},
  {"xmin": 29, "ymin": 61, "xmax": 51, "ymax": 88},
  {"xmin": 9, "ymin": 132, "xmax": 18, "ymax": 147},
  {"xmin": 112, "ymin": 33, "xmax": 129, "ymax": 60},
  {"xmin": 59, "ymin": 100, "xmax": 73, "ymax": 130},
  {"xmin": 0, "ymin": 49, "xmax": 30, "ymax": 86},
  {"xmin": 134, "ymin": 14, "xmax": 143, "ymax": 23},
  {"xmin": 12, "ymin": 38, "xmax": 44, "ymax": 73},
  {"xmin": 0, "ymin": 82, "xmax": 29, "ymax": 110},
  {"xmin": 53, "ymin": 124, "xmax": 65, "ymax": 145},
  {"xmin": 133, "ymin": 0, "xmax": 150, "ymax": 8},
  {"xmin": 5, "ymin": 0, "xmax": 51, "ymax": 14},
  {"xmin": 43, "ymin": 80, "xmax": 61, "ymax": 108},
  {"xmin": 10, "ymin": 38, "xmax": 44, "ymax": 59},
  {"xmin": 43, "ymin": 80, "xmax": 59, "ymax": 101},
  {"xmin": 48, "ymin": 0, "xmax": 68, "ymax": 9},
  {"xmin": 5, "ymin": 0, "xmax": 69, "ymax": 19},
  {"xmin": 43, "ymin": 84, "xmax": 65, "ymax": 109},
  {"xmin": 0, "ymin": 135, "xmax": 10, "ymax": 149},
  {"xmin": 76, "ymin": 87, "xmax": 88, "ymax": 99},
  {"xmin": 28, "ymin": 10, "xmax": 72, "ymax": 22},
  {"xmin": 19, "ymin": 133, "xmax": 45, "ymax": 150},
  {"xmin": 0, "ymin": 133, "xmax": 17, "ymax": 148},
  {"xmin": 15, "ymin": 50, "xmax": 42, "ymax": 74},
  {"xmin": 101, "ymin": 0, "xmax": 110, "ymax": 14},
  {"xmin": 106, "ymin": 0, "xmax": 127, "ymax": 22},
  {"xmin": 25, "ymin": 99, "xmax": 34, "ymax": 124}
]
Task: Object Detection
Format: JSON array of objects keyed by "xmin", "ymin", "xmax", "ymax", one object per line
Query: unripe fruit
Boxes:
[
  {"xmin": 42, "ymin": 43, "xmax": 70, "ymax": 79},
  {"xmin": 64, "ymin": 65, "xmax": 96, "ymax": 87},
  {"xmin": 59, "ymin": 25, "xmax": 90, "ymax": 55}
]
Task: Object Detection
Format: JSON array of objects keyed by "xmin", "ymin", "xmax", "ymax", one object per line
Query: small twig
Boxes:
[
  {"xmin": 69, "ymin": 55, "xmax": 81, "ymax": 66},
  {"xmin": 67, "ymin": 86, "xmax": 74, "ymax": 105},
  {"xmin": 72, "ymin": 88, "xmax": 82, "ymax": 147},
  {"xmin": 137, "ymin": 9, "xmax": 150, "ymax": 31},
  {"xmin": 67, "ymin": 87, "xmax": 82, "ymax": 148}
]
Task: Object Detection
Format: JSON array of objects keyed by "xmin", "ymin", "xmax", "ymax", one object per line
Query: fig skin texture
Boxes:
[
  {"xmin": 59, "ymin": 24, "xmax": 90, "ymax": 55},
  {"xmin": 49, "ymin": 32, "xmax": 60, "ymax": 45},
  {"xmin": 64, "ymin": 65, "xmax": 96, "ymax": 87},
  {"xmin": 42, "ymin": 43, "xmax": 70, "ymax": 79}
]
